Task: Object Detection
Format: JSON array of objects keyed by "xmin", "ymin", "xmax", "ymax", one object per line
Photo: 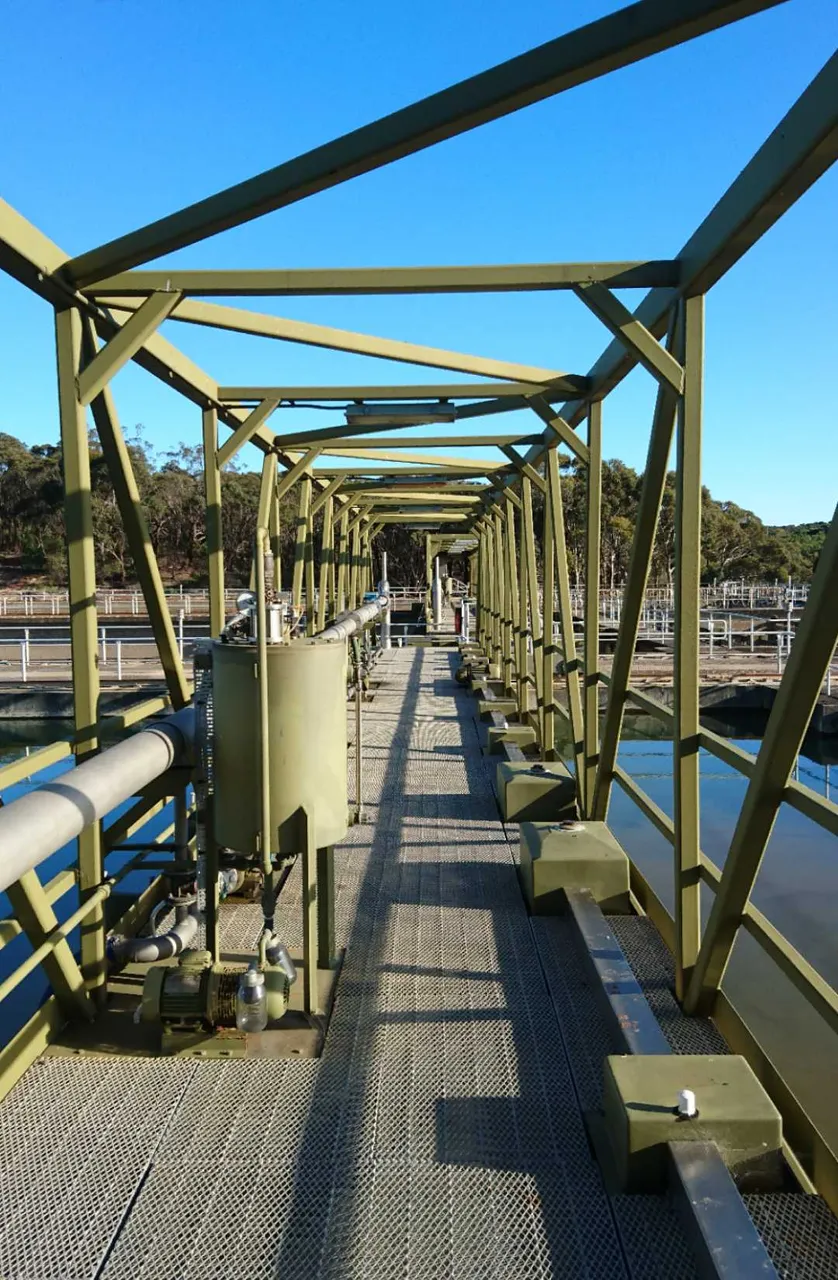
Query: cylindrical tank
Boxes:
[{"xmin": 212, "ymin": 638, "xmax": 348, "ymax": 854}]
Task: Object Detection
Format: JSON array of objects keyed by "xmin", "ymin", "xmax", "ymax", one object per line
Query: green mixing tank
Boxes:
[{"xmin": 211, "ymin": 637, "xmax": 349, "ymax": 854}]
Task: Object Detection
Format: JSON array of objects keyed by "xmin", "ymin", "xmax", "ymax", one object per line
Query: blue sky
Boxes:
[{"xmin": 0, "ymin": 0, "xmax": 835, "ymax": 524}]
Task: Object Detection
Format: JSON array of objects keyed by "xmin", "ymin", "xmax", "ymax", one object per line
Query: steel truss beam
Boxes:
[
  {"xmin": 217, "ymin": 398, "xmax": 280, "ymax": 467},
  {"xmin": 220, "ymin": 382, "xmax": 560, "ymax": 402},
  {"xmin": 82, "ymin": 261, "xmax": 681, "ymax": 296},
  {"xmin": 64, "ymin": 0, "xmax": 786, "ymax": 284},
  {"xmin": 117, "ymin": 298, "xmax": 584, "ymax": 390},
  {"xmin": 82, "ymin": 317, "xmax": 190, "ymax": 708}
]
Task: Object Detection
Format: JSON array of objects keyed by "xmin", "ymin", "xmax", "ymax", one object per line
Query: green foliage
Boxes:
[{"xmin": 0, "ymin": 430, "xmax": 826, "ymax": 588}]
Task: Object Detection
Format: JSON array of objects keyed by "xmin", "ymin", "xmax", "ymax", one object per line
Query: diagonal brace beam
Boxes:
[
  {"xmin": 78, "ymin": 291, "xmax": 182, "ymax": 405},
  {"xmin": 217, "ymin": 398, "xmax": 280, "ymax": 468},
  {"xmin": 573, "ymin": 281, "xmax": 684, "ymax": 391}
]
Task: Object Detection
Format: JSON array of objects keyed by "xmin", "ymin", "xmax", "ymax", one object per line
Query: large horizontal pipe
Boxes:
[
  {"xmin": 0, "ymin": 709, "xmax": 195, "ymax": 895},
  {"xmin": 319, "ymin": 595, "xmax": 389, "ymax": 643}
]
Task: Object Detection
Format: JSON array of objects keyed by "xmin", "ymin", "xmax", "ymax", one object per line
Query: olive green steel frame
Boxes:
[{"xmin": 0, "ymin": 0, "xmax": 837, "ymax": 1213}]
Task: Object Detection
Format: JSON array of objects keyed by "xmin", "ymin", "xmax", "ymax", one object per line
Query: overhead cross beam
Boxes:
[
  {"xmin": 63, "ymin": 0, "xmax": 787, "ymax": 284},
  {"xmin": 108, "ymin": 297, "xmax": 586, "ymax": 391},
  {"xmin": 219, "ymin": 382, "xmax": 558, "ymax": 402},
  {"xmin": 81, "ymin": 261, "xmax": 681, "ymax": 296}
]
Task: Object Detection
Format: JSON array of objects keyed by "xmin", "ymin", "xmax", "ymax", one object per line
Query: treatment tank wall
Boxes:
[{"xmin": 212, "ymin": 638, "xmax": 348, "ymax": 853}]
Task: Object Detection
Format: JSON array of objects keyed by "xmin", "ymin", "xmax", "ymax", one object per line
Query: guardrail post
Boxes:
[
  {"xmin": 116, "ymin": 640, "xmax": 123, "ymax": 681},
  {"xmin": 19, "ymin": 640, "xmax": 27, "ymax": 683}
]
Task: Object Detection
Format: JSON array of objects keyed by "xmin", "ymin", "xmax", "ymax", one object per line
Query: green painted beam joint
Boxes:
[
  {"xmin": 602, "ymin": 1054, "xmax": 783, "ymax": 1193},
  {"xmin": 496, "ymin": 760, "xmax": 577, "ymax": 823},
  {"xmin": 518, "ymin": 819, "xmax": 630, "ymax": 914}
]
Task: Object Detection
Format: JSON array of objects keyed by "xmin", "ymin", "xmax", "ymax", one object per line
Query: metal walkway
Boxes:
[{"xmin": 0, "ymin": 648, "xmax": 835, "ymax": 1279}]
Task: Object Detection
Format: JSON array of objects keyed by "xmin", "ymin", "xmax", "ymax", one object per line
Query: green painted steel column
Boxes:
[
  {"xmin": 547, "ymin": 448, "xmax": 584, "ymax": 786},
  {"xmin": 493, "ymin": 510, "xmax": 506, "ymax": 679},
  {"xmin": 202, "ymin": 407, "xmax": 225, "ymax": 637},
  {"xmin": 305, "ymin": 491, "xmax": 316, "ymax": 637},
  {"xmin": 583, "ymin": 402, "xmax": 602, "ymax": 817},
  {"xmin": 317, "ymin": 495, "xmax": 335, "ymax": 632},
  {"xmin": 270, "ymin": 480, "xmax": 282, "ymax": 592},
  {"xmin": 685, "ymin": 503, "xmax": 838, "ymax": 1014},
  {"xmin": 504, "ymin": 496, "xmax": 520, "ymax": 698},
  {"xmin": 517, "ymin": 501, "xmax": 529, "ymax": 716},
  {"xmin": 673, "ymin": 295, "xmax": 704, "ymax": 999},
  {"xmin": 348, "ymin": 519, "xmax": 361, "ymax": 612},
  {"xmin": 542, "ymin": 469, "xmax": 556, "ymax": 758},
  {"xmin": 336, "ymin": 507, "xmax": 349, "ymax": 614},
  {"xmin": 291, "ymin": 476, "xmax": 311, "ymax": 622},
  {"xmin": 55, "ymin": 306, "xmax": 105, "ymax": 995},
  {"xmin": 521, "ymin": 475, "xmax": 544, "ymax": 747}
]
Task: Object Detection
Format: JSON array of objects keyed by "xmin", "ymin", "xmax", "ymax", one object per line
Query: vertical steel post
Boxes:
[
  {"xmin": 55, "ymin": 307, "xmax": 105, "ymax": 996},
  {"xmin": 504, "ymin": 497, "xmax": 520, "ymax": 700},
  {"xmin": 269, "ymin": 474, "xmax": 282, "ymax": 591},
  {"xmin": 493, "ymin": 510, "xmax": 506, "ymax": 681},
  {"xmin": 673, "ymin": 295, "xmax": 704, "ymax": 999},
  {"xmin": 521, "ymin": 475, "xmax": 544, "ymax": 746},
  {"xmin": 291, "ymin": 476, "xmax": 311, "ymax": 624},
  {"xmin": 348, "ymin": 520, "xmax": 361, "ymax": 612},
  {"xmin": 542, "ymin": 473, "xmax": 556, "ymax": 758},
  {"xmin": 336, "ymin": 507, "xmax": 349, "ymax": 615},
  {"xmin": 317, "ymin": 495, "xmax": 335, "ymax": 632},
  {"xmin": 305, "ymin": 498, "xmax": 316, "ymax": 637},
  {"xmin": 584, "ymin": 402, "xmax": 602, "ymax": 816},
  {"xmin": 202, "ymin": 407, "xmax": 225, "ymax": 637},
  {"xmin": 547, "ymin": 448, "xmax": 584, "ymax": 782}
]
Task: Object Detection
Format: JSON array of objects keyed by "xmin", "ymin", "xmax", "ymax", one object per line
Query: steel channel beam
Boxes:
[
  {"xmin": 547, "ymin": 447, "xmax": 585, "ymax": 782},
  {"xmin": 83, "ymin": 261, "xmax": 682, "ymax": 296},
  {"xmin": 672, "ymin": 296, "xmax": 704, "ymax": 998},
  {"xmin": 55, "ymin": 306, "xmax": 106, "ymax": 995},
  {"xmin": 592, "ymin": 312, "xmax": 680, "ymax": 819},
  {"xmin": 583, "ymin": 403, "xmax": 602, "ymax": 817},
  {"xmin": 202, "ymin": 407, "xmax": 226, "ymax": 636},
  {"xmin": 64, "ymin": 0, "xmax": 787, "ymax": 283},
  {"xmin": 83, "ymin": 317, "xmax": 190, "ymax": 708}
]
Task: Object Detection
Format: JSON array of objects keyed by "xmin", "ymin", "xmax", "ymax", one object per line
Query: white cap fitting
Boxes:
[{"xmin": 678, "ymin": 1088, "xmax": 698, "ymax": 1118}]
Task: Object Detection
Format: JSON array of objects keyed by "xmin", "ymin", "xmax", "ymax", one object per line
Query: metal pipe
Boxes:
[
  {"xmin": 318, "ymin": 594, "xmax": 388, "ymax": 643},
  {"xmin": 108, "ymin": 909, "xmax": 199, "ymax": 966},
  {"xmin": 0, "ymin": 708, "xmax": 194, "ymax": 894}
]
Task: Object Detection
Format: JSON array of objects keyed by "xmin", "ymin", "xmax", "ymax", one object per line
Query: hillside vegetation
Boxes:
[{"xmin": 0, "ymin": 430, "xmax": 826, "ymax": 590}]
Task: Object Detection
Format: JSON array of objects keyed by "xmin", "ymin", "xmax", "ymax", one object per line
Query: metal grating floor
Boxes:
[{"xmin": 0, "ymin": 649, "xmax": 834, "ymax": 1278}]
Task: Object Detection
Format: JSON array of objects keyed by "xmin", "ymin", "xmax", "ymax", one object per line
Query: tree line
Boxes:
[{"xmin": 0, "ymin": 429, "xmax": 825, "ymax": 590}]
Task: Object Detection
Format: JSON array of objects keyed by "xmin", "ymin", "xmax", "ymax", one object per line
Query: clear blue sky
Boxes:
[{"xmin": 0, "ymin": 0, "xmax": 835, "ymax": 524}]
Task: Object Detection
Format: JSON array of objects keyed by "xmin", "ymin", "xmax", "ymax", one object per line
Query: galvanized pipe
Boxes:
[
  {"xmin": 318, "ymin": 594, "xmax": 388, "ymax": 643},
  {"xmin": 0, "ymin": 708, "xmax": 195, "ymax": 894}
]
